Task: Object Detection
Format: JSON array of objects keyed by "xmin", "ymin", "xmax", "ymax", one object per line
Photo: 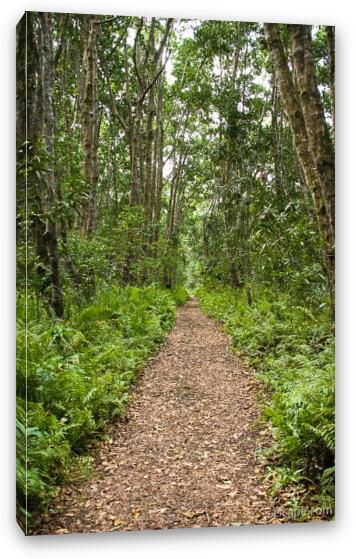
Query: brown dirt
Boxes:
[{"xmin": 36, "ymin": 298, "xmax": 280, "ymax": 535}]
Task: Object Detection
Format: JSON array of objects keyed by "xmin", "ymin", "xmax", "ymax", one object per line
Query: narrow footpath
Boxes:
[{"xmin": 37, "ymin": 298, "xmax": 279, "ymax": 534}]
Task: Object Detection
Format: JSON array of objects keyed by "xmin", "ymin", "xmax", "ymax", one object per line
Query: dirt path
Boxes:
[{"xmin": 37, "ymin": 298, "xmax": 279, "ymax": 535}]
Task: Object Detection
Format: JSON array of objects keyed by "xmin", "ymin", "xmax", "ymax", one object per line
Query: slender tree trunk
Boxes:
[
  {"xmin": 271, "ymin": 72, "xmax": 287, "ymax": 203},
  {"xmin": 264, "ymin": 23, "xmax": 334, "ymax": 294},
  {"xmin": 153, "ymin": 117, "xmax": 164, "ymax": 245},
  {"xmin": 39, "ymin": 12, "xmax": 64, "ymax": 317},
  {"xmin": 16, "ymin": 13, "xmax": 52, "ymax": 299},
  {"xmin": 131, "ymin": 100, "xmax": 142, "ymax": 205},
  {"xmin": 144, "ymin": 85, "xmax": 155, "ymax": 221},
  {"xmin": 326, "ymin": 26, "xmax": 335, "ymax": 134},
  {"xmin": 16, "ymin": 12, "xmax": 39, "ymax": 239},
  {"xmin": 130, "ymin": 18, "xmax": 172, "ymax": 209},
  {"xmin": 81, "ymin": 15, "xmax": 99, "ymax": 236},
  {"xmin": 289, "ymin": 24, "xmax": 335, "ymax": 239}
]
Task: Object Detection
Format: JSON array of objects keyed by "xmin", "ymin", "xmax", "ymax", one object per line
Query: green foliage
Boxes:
[
  {"xmin": 170, "ymin": 285, "xmax": 189, "ymax": 306},
  {"xmin": 16, "ymin": 13, "xmax": 335, "ymax": 530},
  {"xmin": 197, "ymin": 286, "xmax": 335, "ymax": 504},
  {"xmin": 16, "ymin": 397, "xmax": 72, "ymax": 531},
  {"xmin": 16, "ymin": 285, "xmax": 177, "ymax": 527},
  {"xmin": 62, "ymin": 208, "xmax": 186, "ymax": 300}
]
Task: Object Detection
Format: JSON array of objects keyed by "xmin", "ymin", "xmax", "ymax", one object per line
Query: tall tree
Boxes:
[
  {"xmin": 264, "ymin": 23, "xmax": 335, "ymax": 293},
  {"xmin": 38, "ymin": 12, "xmax": 64, "ymax": 317},
  {"xmin": 289, "ymin": 25, "xmax": 335, "ymax": 239},
  {"xmin": 81, "ymin": 15, "xmax": 100, "ymax": 236}
]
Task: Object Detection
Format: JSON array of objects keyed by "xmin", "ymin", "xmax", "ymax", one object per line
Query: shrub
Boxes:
[
  {"xmin": 170, "ymin": 285, "xmax": 189, "ymax": 306},
  {"xmin": 16, "ymin": 285, "xmax": 177, "ymax": 528},
  {"xmin": 197, "ymin": 286, "xmax": 335, "ymax": 504}
]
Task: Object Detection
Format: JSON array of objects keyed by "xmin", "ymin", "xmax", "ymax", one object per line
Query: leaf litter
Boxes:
[{"xmin": 36, "ymin": 298, "xmax": 282, "ymax": 535}]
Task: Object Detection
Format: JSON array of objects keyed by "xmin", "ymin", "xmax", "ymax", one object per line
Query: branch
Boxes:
[
  {"xmin": 54, "ymin": 13, "xmax": 69, "ymax": 68},
  {"xmin": 97, "ymin": 16, "xmax": 121, "ymax": 25},
  {"xmin": 138, "ymin": 52, "xmax": 170, "ymax": 105},
  {"xmin": 154, "ymin": 18, "xmax": 174, "ymax": 66},
  {"xmin": 102, "ymin": 18, "xmax": 131, "ymax": 61}
]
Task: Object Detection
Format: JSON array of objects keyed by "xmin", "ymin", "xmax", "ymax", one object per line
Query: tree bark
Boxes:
[
  {"xmin": 271, "ymin": 72, "xmax": 287, "ymax": 203},
  {"xmin": 130, "ymin": 18, "xmax": 173, "ymax": 210},
  {"xmin": 289, "ymin": 24, "xmax": 335, "ymax": 239},
  {"xmin": 39, "ymin": 12, "xmax": 64, "ymax": 317},
  {"xmin": 326, "ymin": 26, "xmax": 335, "ymax": 134},
  {"xmin": 81, "ymin": 15, "xmax": 100, "ymax": 236},
  {"xmin": 264, "ymin": 23, "xmax": 334, "ymax": 293}
]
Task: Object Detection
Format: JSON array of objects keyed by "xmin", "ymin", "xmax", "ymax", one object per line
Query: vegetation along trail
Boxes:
[
  {"xmin": 17, "ymin": 14, "xmax": 335, "ymax": 532},
  {"xmin": 37, "ymin": 298, "xmax": 278, "ymax": 534}
]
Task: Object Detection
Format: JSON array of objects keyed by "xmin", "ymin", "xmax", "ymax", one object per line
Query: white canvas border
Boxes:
[{"xmin": 1, "ymin": 0, "xmax": 354, "ymax": 556}]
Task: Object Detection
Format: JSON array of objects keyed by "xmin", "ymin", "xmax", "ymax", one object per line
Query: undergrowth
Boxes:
[
  {"xmin": 196, "ymin": 286, "xmax": 335, "ymax": 517},
  {"xmin": 170, "ymin": 285, "xmax": 190, "ymax": 306},
  {"xmin": 16, "ymin": 284, "xmax": 186, "ymax": 531}
]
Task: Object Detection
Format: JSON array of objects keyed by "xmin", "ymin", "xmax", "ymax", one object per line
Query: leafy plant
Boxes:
[
  {"xmin": 170, "ymin": 285, "xmax": 189, "ymax": 306},
  {"xmin": 16, "ymin": 285, "xmax": 178, "ymax": 528},
  {"xmin": 197, "ymin": 286, "xmax": 335, "ymax": 506}
]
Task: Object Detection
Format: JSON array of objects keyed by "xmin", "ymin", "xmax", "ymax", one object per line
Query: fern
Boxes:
[
  {"xmin": 306, "ymin": 423, "xmax": 335, "ymax": 453},
  {"xmin": 197, "ymin": 286, "xmax": 335, "ymax": 504},
  {"xmin": 16, "ymin": 285, "xmax": 178, "ymax": 527}
]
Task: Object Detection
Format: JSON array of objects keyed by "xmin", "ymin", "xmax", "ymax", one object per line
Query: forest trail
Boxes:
[{"xmin": 38, "ymin": 298, "xmax": 279, "ymax": 534}]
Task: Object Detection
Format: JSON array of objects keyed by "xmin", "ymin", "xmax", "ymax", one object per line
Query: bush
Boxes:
[
  {"xmin": 16, "ymin": 285, "xmax": 177, "ymax": 528},
  {"xmin": 170, "ymin": 285, "xmax": 189, "ymax": 306},
  {"xmin": 197, "ymin": 286, "xmax": 335, "ymax": 504}
]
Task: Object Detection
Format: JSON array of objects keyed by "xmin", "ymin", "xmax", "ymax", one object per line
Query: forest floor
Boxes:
[{"xmin": 36, "ymin": 298, "xmax": 282, "ymax": 535}]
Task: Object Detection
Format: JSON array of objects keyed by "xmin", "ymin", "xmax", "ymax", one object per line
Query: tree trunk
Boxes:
[
  {"xmin": 326, "ymin": 26, "xmax": 335, "ymax": 134},
  {"xmin": 264, "ymin": 23, "xmax": 334, "ymax": 293},
  {"xmin": 16, "ymin": 12, "xmax": 39, "ymax": 240},
  {"xmin": 289, "ymin": 24, "xmax": 335, "ymax": 239},
  {"xmin": 81, "ymin": 15, "xmax": 99, "ymax": 236},
  {"xmin": 39, "ymin": 12, "xmax": 64, "ymax": 317},
  {"xmin": 271, "ymin": 72, "xmax": 287, "ymax": 203}
]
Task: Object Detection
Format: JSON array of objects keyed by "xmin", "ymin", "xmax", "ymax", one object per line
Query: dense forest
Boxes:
[{"xmin": 16, "ymin": 12, "xmax": 335, "ymax": 532}]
